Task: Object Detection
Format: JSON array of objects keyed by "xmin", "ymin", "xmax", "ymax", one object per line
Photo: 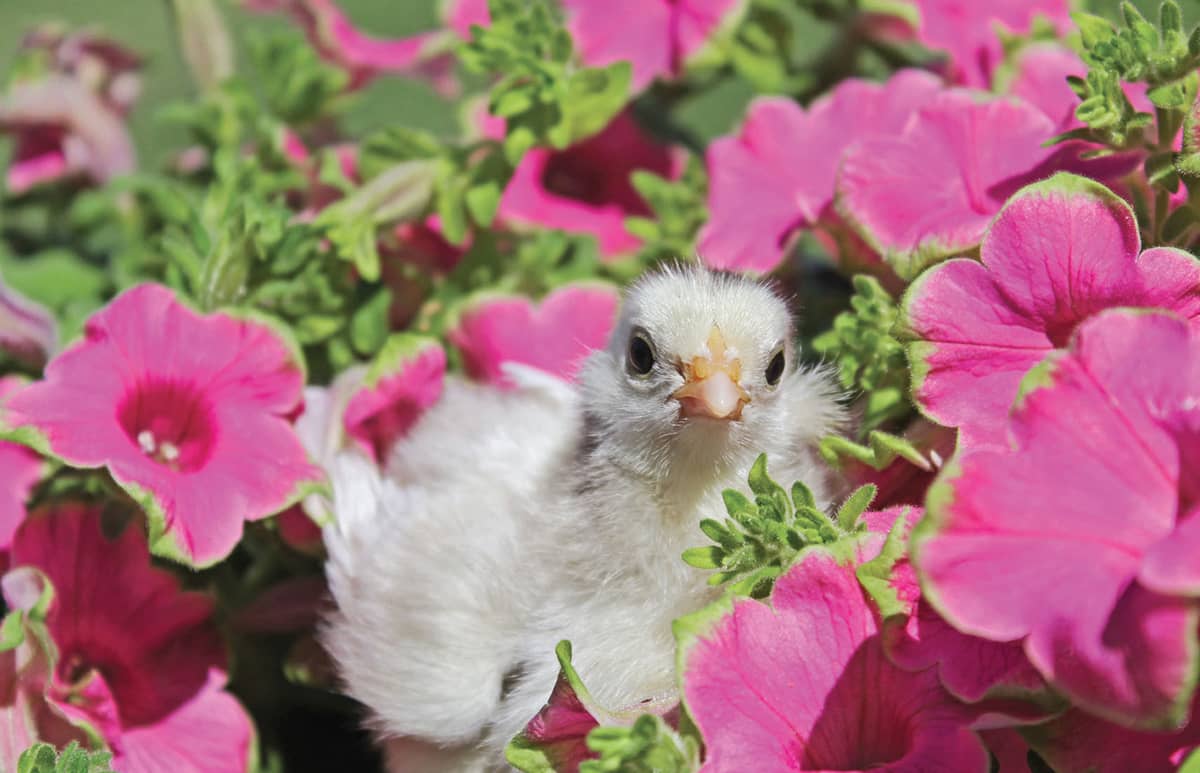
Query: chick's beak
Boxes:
[{"xmin": 672, "ymin": 327, "xmax": 750, "ymax": 420}]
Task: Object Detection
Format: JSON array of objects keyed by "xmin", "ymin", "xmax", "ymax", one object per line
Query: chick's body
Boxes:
[{"xmin": 323, "ymin": 268, "xmax": 844, "ymax": 771}]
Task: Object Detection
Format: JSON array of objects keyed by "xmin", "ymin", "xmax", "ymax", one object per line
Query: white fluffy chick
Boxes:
[{"xmin": 322, "ymin": 265, "xmax": 844, "ymax": 771}]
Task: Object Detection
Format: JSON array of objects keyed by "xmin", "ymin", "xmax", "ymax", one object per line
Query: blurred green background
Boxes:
[{"xmin": 0, "ymin": 0, "xmax": 1186, "ymax": 169}]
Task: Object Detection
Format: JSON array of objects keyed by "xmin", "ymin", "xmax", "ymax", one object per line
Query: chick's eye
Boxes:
[
  {"xmin": 765, "ymin": 350, "xmax": 785, "ymax": 386},
  {"xmin": 628, "ymin": 332, "xmax": 655, "ymax": 376}
]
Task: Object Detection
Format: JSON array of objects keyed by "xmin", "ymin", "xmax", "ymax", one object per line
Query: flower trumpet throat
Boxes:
[{"xmin": 672, "ymin": 327, "xmax": 750, "ymax": 420}]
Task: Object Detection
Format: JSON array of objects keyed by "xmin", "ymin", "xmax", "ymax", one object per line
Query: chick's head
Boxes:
[{"xmin": 579, "ymin": 266, "xmax": 800, "ymax": 478}]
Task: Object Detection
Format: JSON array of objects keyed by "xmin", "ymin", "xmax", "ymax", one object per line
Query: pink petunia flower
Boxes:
[
  {"xmin": 0, "ymin": 504, "xmax": 253, "ymax": 771},
  {"xmin": 904, "ymin": 0, "xmax": 1072, "ymax": 87},
  {"xmin": 448, "ymin": 283, "xmax": 619, "ymax": 388},
  {"xmin": 497, "ymin": 111, "xmax": 682, "ymax": 259},
  {"xmin": 698, "ymin": 69, "xmax": 942, "ymax": 274},
  {"xmin": 561, "ymin": 0, "xmax": 744, "ymax": 94},
  {"xmin": 243, "ymin": 0, "xmax": 457, "ymax": 93},
  {"xmin": 913, "ymin": 309, "xmax": 1200, "ymax": 728},
  {"xmin": 0, "ymin": 378, "xmax": 40, "ymax": 558},
  {"xmin": 837, "ymin": 88, "xmax": 1064, "ymax": 280},
  {"xmin": 342, "ymin": 336, "xmax": 446, "ymax": 464},
  {"xmin": 904, "ymin": 173, "xmax": 1200, "ymax": 449},
  {"xmin": 679, "ymin": 537, "xmax": 990, "ymax": 772},
  {"xmin": 2, "ymin": 284, "xmax": 323, "ymax": 568},
  {"xmin": 859, "ymin": 508, "xmax": 1052, "ymax": 712}
]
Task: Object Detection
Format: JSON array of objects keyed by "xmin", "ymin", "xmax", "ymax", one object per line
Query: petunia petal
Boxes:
[
  {"xmin": 449, "ymin": 284, "xmax": 618, "ymax": 388},
  {"xmin": 915, "ymin": 310, "xmax": 1200, "ymax": 728},
  {"xmin": 343, "ymin": 336, "xmax": 446, "ymax": 464},
  {"xmin": 699, "ymin": 70, "xmax": 941, "ymax": 273},
  {"xmin": 115, "ymin": 669, "xmax": 253, "ymax": 773},
  {"xmin": 683, "ymin": 544, "xmax": 989, "ymax": 772},
  {"xmin": 905, "ymin": 174, "xmax": 1200, "ymax": 448},
  {"xmin": 838, "ymin": 90, "xmax": 1057, "ymax": 279}
]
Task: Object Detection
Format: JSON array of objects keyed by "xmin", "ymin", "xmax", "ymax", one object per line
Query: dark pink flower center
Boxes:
[
  {"xmin": 116, "ymin": 380, "xmax": 216, "ymax": 472},
  {"xmin": 538, "ymin": 116, "xmax": 673, "ymax": 213}
]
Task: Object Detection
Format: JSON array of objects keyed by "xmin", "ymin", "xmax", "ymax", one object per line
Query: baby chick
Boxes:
[{"xmin": 323, "ymin": 265, "xmax": 844, "ymax": 771}]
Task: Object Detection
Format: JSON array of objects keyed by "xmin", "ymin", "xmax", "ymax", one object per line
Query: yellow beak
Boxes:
[{"xmin": 672, "ymin": 327, "xmax": 750, "ymax": 420}]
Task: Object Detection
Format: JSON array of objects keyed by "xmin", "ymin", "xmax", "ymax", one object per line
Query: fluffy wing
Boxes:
[{"xmin": 322, "ymin": 375, "xmax": 580, "ymax": 747}]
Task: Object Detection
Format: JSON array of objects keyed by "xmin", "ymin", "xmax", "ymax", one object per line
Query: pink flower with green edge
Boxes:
[
  {"xmin": 912, "ymin": 309, "xmax": 1200, "ymax": 730},
  {"xmin": 0, "ymin": 378, "xmax": 41, "ymax": 557},
  {"xmin": 904, "ymin": 173, "xmax": 1200, "ymax": 450},
  {"xmin": 560, "ymin": 0, "xmax": 745, "ymax": 94},
  {"xmin": 836, "ymin": 88, "xmax": 1064, "ymax": 280},
  {"xmin": 507, "ymin": 641, "xmax": 680, "ymax": 773},
  {"xmin": 497, "ymin": 111, "xmax": 682, "ymax": 260},
  {"xmin": 448, "ymin": 283, "xmax": 619, "ymax": 388},
  {"xmin": 677, "ymin": 537, "xmax": 989, "ymax": 772},
  {"xmin": 698, "ymin": 69, "xmax": 942, "ymax": 273},
  {"xmin": 1023, "ymin": 697, "xmax": 1200, "ymax": 773},
  {"xmin": 2, "ymin": 284, "xmax": 324, "ymax": 568},
  {"xmin": 4, "ymin": 504, "xmax": 253, "ymax": 771},
  {"xmin": 343, "ymin": 335, "xmax": 446, "ymax": 464},
  {"xmin": 243, "ymin": 0, "xmax": 458, "ymax": 93},
  {"xmin": 903, "ymin": 0, "xmax": 1071, "ymax": 87},
  {"xmin": 858, "ymin": 508, "xmax": 1055, "ymax": 716}
]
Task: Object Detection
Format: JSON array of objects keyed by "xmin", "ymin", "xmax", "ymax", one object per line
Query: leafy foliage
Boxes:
[
  {"xmin": 682, "ymin": 454, "xmax": 876, "ymax": 598},
  {"xmin": 812, "ymin": 274, "xmax": 909, "ymax": 435},
  {"xmin": 1067, "ymin": 1, "xmax": 1199, "ymax": 150},
  {"xmin": 580, "ymin": 715, "xmax": 699, "ymax": 773},
  {"xmin": 624, "ymin": 158, "xmax": 709, "ymax": 268},
  {"xmin": 459, "ymin": 0, "xmax": 631, "ymax": 163},
  {"xmin": 17, "ymin": 743, "xmax": 113, "ymax": 773}
]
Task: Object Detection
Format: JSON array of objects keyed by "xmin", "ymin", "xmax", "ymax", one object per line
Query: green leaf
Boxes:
[
  {"xmin": 681, "ymin": 546, "xmax": 724, "ymax": 569},
  {"xmin": 819, "ymin": 431, "xmax": 931, "ymax": 472},
  {"xmin": 359, "ymin": 127, "xmax": 445, "ymax": 181},
  {"xmin": 349, "ymin": 287, "xmax": 393, "ymax": 356},
  {"xmin": 746, "ymin": 454, "xmax": 776, "ymax": 497},
  {"xmin": 836, "ymin": 484, "xmax": 877, "ymax": 531}
]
